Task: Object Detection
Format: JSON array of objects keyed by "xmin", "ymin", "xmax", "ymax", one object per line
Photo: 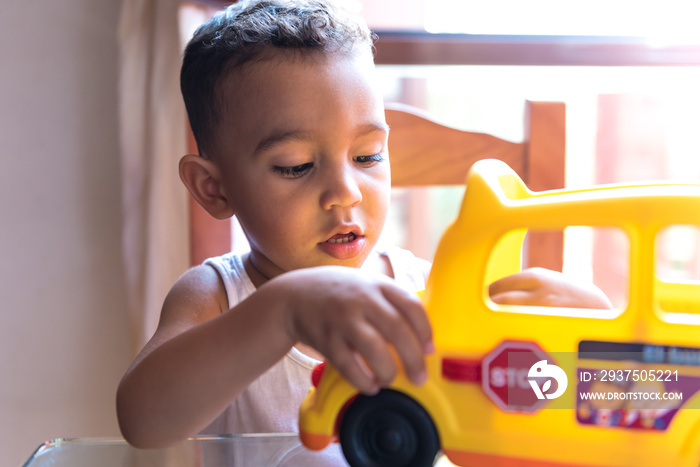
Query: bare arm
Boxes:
[
  {"xmin": 116, "ymin": 265, "xmax": 433, "ymax": 449},
  {"xmin": 416, "ymin": 255, "xmax": 610, "ymax": 310},
  {"xmin": 116, "ymin": 265, "xmax": 297, "ymax": 448},
  {"xmin": 489, "ymin": 267, "xmax": 613, "ymax": 309}
]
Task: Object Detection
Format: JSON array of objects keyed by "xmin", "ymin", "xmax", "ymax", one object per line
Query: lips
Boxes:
[
  {"xmin": 325, "ymin": 233, "xmax": 356, "ymax": 244},
  {"xmin": 318, "ymin": 228, "xmax": 365, "ymax": 260}
]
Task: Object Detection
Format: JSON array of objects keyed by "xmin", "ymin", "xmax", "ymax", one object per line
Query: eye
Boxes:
[
  {"xmin": 272, "ymin": 162, "xmax": 313, "ymax": 179},
  {"xmin": 354, "ymin": 153, "xmax": 385, "ymax": 166}
]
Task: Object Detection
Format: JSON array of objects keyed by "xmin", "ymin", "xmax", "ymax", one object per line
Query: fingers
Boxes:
[
  {"xmin": 281, "ymin": 267, "xmax": 433, "ymax": 392},
  {"xmin": 325, "ymin": 293, "xmax": 429, "ymax": 392},
  {"xmin": 381, "ymin": 285, "xmax": 434, "ymax": 354},
  {"xmin": 490, "ymin": 289, "xmax": 536, "ymax": 305},
  {"xmin": 489, "ymin": 268, "xmax": 557, "ymax": 305},
  {"xmin": 488, "ymin": 267, "xmax": 547, "ymax": 297},
  {"xmin": 374, "ymin": 285, "xmax": 432, "ymax": 385},
  {"xmin": 489, "ymin": 268, "xmax": 613, "ymax": 309},
  {"xmin": 325, "ymin": 337, "xmax": 383, "ymax": 395},
  {"xmin": 329, "ymin": 293, "xmax": 432, "ymax": 390}
]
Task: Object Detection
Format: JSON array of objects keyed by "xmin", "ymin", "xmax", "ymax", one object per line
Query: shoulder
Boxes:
[
  {"xmin": 166, "ymin": 264, "xmax": 226, "ymax": 311},
  {"xmin": 154, "ymin": 264, "xmax": 228, "ymax": 341},
  {"xmin": 130, "ymin": 264, "xmax": 228, "ymax": 365}
]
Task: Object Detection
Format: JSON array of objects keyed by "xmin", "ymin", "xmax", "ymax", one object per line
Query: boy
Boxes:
[{"xmin": 116, "ymin": 0, "xmax": 611, "ymax": 449}]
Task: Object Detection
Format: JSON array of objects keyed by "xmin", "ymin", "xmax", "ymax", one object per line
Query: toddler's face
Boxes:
[{"xmin": 211, "ymin": 48, "xmax": 390, "ymax": 279}]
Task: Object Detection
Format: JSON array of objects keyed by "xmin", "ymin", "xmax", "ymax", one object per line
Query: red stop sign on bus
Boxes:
[{"xmin": 482, "ymin": 340, "xmax": 551, "ymax": 413}]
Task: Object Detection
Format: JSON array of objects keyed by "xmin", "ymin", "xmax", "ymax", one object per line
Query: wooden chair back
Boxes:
[{"xmin": 385, "ymin": 101, "xmax": 566, "ymax": 271}]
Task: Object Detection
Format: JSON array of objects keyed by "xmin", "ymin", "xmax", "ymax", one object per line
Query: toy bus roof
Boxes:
[{"xmin": 461, "ymin": 159, "xmax": 700, "ymax": 228}]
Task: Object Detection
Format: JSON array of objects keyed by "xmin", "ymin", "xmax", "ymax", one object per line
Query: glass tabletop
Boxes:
[
  {"xmin": 22, "ymin": 434, "xmax": 350, "ymax": 467},
  {"xmin": 22, "ymin": 434, "xmax": 458, "ymax": 467}
]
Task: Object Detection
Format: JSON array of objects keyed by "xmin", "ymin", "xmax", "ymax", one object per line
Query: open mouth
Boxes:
[
  {"xmin": 325, "ymin": 233, "xmax": 356, "ymax": 244},
  {"xmin": 319, "ymin": 230, "xmax": 365, "ymax": 260}
]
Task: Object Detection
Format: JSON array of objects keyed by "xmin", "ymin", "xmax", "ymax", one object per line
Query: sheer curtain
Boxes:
[{"xmin": 118, "ymin": 0, "xmax": 189, "ymax": 356}]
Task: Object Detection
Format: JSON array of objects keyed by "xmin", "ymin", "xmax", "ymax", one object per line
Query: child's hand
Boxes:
[
  {"xmin": 489, "ymin": 267, "xmax": 613, "ymax": 309},
  {"xmin": 269, "ymin": 266, "xmax": 434, "ymax": 395}
]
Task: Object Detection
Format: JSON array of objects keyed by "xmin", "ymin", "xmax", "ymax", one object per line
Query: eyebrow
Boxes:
[
  {"xmin": 253, "ymin": 122, "xmax": 390, "ymax": 156},
  {"xmin": 254, "ymin": 129, "xmax": 315, "ymax": 156},
  {"xmin": 357, "ymin": 122, "xmax": 390, "ymax": 138}
]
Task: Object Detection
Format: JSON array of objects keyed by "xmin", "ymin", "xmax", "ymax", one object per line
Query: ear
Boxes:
[{"xmin": 179, "ymin": 155, "xmax": 235, "ymax": 220}]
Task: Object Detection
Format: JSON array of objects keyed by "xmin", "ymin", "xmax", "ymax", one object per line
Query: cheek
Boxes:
[
  {"xmin": 245, "ymin": 188, "xmax": 312, "ymax": 238},
  {"xmin": 379, "ymin": 162, "xmax": 392, "ymax": 195},
  {"xmin": 365, "ymin": 169, "xmax": 392, "ymax": 224}
]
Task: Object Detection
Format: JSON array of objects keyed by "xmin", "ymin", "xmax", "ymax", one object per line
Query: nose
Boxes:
[{"xmin": 320, "ymin": 164, "xmax": 363, "ymax": 210}]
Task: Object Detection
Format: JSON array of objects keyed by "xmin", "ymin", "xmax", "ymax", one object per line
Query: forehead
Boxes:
[{"xmin": 210, "ymin": 47, "xmax": 384, "ymax": 157}]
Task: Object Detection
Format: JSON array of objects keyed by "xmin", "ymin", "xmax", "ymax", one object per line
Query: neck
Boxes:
[{"xmin": 243, "ymin": 252, "xmax": 272, "ymax": 287}]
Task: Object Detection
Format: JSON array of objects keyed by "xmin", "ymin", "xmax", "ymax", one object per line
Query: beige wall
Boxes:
[{"xmin": 0, "ymin": 1, "xmax": 131, "ymax": 465}]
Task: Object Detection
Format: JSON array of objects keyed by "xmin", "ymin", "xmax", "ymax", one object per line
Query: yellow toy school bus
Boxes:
[{"xmin": 299, "ymin": 158, "xmax": 700, "ymax": 467}]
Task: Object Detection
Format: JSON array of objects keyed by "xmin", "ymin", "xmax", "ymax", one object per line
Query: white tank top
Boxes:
[{"xmin": 200, "ymin": 247, "xmax": 427, "ymax": 435}]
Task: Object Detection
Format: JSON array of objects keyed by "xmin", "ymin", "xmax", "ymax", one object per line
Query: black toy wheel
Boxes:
[{"xmin": 338, "ymin": 389, "xmax": 440, "ymax": 467}]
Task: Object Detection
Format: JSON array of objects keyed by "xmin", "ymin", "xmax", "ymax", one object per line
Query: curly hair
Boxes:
[{"xmin": 181, "ymin": 0, "xmax": 375, "ymax": 157}]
